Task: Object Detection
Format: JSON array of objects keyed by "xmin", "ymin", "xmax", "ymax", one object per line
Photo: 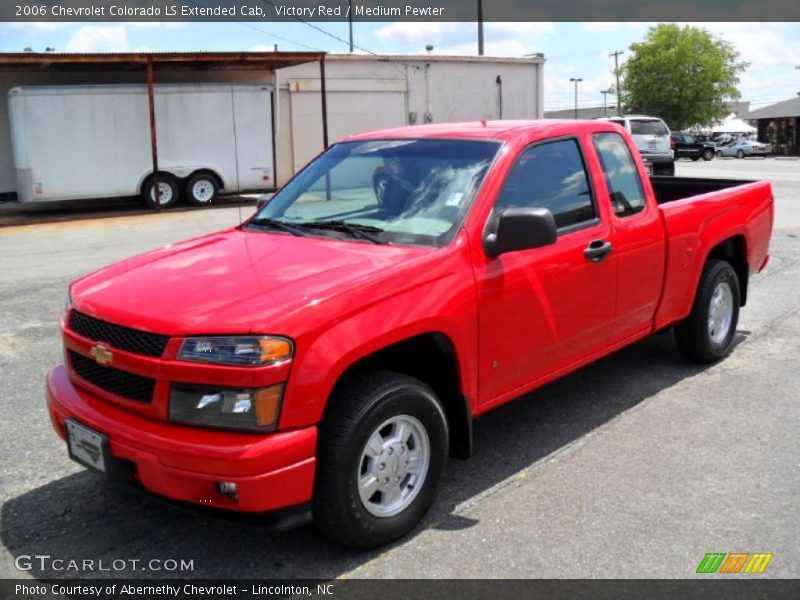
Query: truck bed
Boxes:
[
  {"xmin": 650, "ymin": 176, "xmax": 756, "ymax": 204},
  {"xmin": 652, "ymin": 176, "xmax": 773, "ymax": 332}
]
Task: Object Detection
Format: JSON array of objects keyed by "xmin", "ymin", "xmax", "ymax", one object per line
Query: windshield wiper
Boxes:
[
  {"xmin": 247, "ymin": 218, "xmax": 308, "ymax": 237},
  {"xmin": 300, "ymin": 220, "xmax": 386, "ymax": 244}
]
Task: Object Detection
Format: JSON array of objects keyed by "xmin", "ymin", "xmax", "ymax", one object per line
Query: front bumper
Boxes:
[{"xmin": 46, "ymin": 364, "xmax": 317, "ymax": 513}]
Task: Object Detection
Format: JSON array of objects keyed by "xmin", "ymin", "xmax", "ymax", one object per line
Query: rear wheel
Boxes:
[
  {"xmin": 675, "ymin": 259, "xmax": 740, "ymax": 363},
  {"xmin": 141, "ymin": 174, "xmax": 179, "ymax": 209},
  {"xmin": 185, "ymin": 172, "xmax": 220, "ymax": 206},
  {"xmin": 313, "ymin": 371, "xmax": 448, "ymax": 548}
]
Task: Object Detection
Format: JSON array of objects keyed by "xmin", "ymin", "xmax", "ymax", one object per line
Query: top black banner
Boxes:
[{"xmin": 5, "ymin": 0, "xmax": 800, "ymax": 22}]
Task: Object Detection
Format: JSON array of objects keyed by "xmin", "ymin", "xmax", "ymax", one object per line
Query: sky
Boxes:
[{"xmin": 1, "ymin": 21, "xmax": 799, "ymax": 113}]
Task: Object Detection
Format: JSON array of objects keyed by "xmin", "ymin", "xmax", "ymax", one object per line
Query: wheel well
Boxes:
[
  {"xmin": 327, "ymin": 333, "xmax": 472, "ymax": 459},
  {"xmin": 187, "ymin": 169, "xmax": 224, "ymax": 190},
  {"xmin": 139, "ymin": 170, "xmax": 178, "ymax": 194},
  {"xmin": 708, "ymin": 235, "xmax": 748, "ymax": 306}
]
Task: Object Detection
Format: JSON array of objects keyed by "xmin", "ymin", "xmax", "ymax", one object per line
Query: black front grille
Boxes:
[
  {"xmin": 69, "ymin": 350, "xmax": 155, "ymax": 403},
  {"xmin": 69, "ymin": 311, "xmax": 169, "ymax": 357}
]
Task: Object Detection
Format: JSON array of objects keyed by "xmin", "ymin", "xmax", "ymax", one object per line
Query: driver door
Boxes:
[{"xmin": 474, "ymin": 136, "xmax": 617, "ymax": 405}]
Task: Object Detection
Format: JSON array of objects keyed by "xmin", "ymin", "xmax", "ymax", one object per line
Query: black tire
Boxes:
[
  {"xmin": 313, "ymin": 371, "xmax": 448, "ymax": 549},
  {"xmin": 716, "ymin": 150, "xmax": 723, "ymax": 158},
  {"xmin": 737, "ymin": 149, "xmax": 746, "ymax": 159},
  {"xmin": 185, "ymin": 172, "xmax": 220, "ymax": 206},
  {"xmin": 141, "ymin": 174, "xmax": 179, "ymax": 209},
  {"xmin": 674, "ymin": 259, "xmax": 740, "ymax": 364},
  {"xmin": 702, "ymin": 148, "xmax": 715, "ymax": 161}
]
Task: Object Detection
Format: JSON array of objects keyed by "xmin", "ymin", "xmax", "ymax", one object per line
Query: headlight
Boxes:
[
  {"xmin": 178, "ymin": 336, "xmax": 293, "ymax": 366},
  {"xmin": 169, "ymin": 383, "xmax": 284, "ymax": 432}
]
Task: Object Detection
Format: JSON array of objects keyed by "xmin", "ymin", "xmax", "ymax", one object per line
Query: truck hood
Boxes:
[{"xmin": 71, "ymin": 229, "xmax": 436, "ymax": 336}]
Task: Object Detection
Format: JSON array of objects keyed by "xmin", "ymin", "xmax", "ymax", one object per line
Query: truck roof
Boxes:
[{"xmin": 344, "ymin": 119, "xmax": 599, "ymax": 142}]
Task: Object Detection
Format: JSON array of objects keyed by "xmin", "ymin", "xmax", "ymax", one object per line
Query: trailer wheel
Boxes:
[
  {"xmin": 313, "ymin": 371, "xmax": 448, "ymax": 549},
  {"xmin": 141, "ymin": 175, "xmax": 179, "ymax": 209},
  {"xmin": 185, "ymin": 173, "xmax": 220, "ymax": 206},
  {"xmin": 674, "ymin": 259, "xmax": 740, "ymax": 364}
]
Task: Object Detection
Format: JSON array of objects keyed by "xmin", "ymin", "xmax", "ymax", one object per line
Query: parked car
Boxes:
[
  {"xmin": 716, "ymin": 139, "xmax": 772, "ymax": 158},
  {"xmin": 671, "ymin": 132, "xmax": 716, "ymax": 161},
  {"xmin": 48, "ymin": 120, "xmax": 773, "ymax": 549},
  {"xmin": 598, "ymin": 115, "xmax": 675, "ymax": 175}
]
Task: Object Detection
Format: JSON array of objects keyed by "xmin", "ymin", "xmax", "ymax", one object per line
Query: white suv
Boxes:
[{"xmin": 599, "ymin": 115, "xmax": 675, "ymax": 176}]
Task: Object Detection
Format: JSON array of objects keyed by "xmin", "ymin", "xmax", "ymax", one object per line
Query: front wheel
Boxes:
[
  {"xmin": 313, "ymin": 371, "xmax": 448, "ymax": 548},
  {"xmin": 674, "ymin": 259, "xmax": 740, "ymax": 363},
  {"xmin": 703, "ymin": 148, "xmax": 715, "ymax": 161},
  {"xmin": 737, "ymin": 149, "xmax": 746, "ymax": 159}
]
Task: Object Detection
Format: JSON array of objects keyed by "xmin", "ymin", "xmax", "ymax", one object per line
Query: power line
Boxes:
[
  {"xmin": 234, "ymin": 21, "xmax": 324, "ymax": 52},
  {"xmin": 261, "ymin": 0, "xmax": 378, "ymax": 56},
  {"xmin": 186, "ymin": 0, "xmax": 323, "ymax": 52}
]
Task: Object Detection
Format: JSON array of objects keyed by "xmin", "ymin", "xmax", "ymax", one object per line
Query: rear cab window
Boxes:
[{"xmin": 592, "ymin": 132, "xmax": 647, "ymax": 218}]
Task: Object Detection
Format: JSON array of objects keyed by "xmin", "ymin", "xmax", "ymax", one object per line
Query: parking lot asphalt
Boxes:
[{"xmin": 0, "ymin": 158, "xmax": 798, "ymax": 580}]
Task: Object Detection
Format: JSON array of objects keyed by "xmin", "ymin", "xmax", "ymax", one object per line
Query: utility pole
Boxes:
[
  {"xmin": 601, "ymin": 88, "xmax": 613, "ymax": 117},
  {"xmin": 610, "ymin": 50, "xmax": 623, "ymax": 115},
  {"xmin": 477, "ymin": 0, "xmax": 484, "ymax": 56},
  {"xmin": 348, "ymin": 0, "xmax": 353, "ymax": 53},
  {"xmin": 570, "ymin": 78, "xmax": 582, "ymax": 120}
]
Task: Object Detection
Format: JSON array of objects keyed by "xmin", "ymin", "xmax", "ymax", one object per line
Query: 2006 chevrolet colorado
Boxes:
[{"xmin": 47, "ymin": 120, "xmax": 773, "ymax": 548}]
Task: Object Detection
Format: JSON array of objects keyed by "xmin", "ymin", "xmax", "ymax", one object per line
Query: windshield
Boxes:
[
  {"xmin": 630, "ymin": 120, "xmax": 668, "ymax": 136},
  {"xmin": 249, "ymin": 139, "xmax": 500, "ymax": 247}
]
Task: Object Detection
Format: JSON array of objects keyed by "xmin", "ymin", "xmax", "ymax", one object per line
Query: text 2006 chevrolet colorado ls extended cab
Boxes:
[{"xmin": 47, "ymin": 120, "xmax": 773, "ymax": 548}]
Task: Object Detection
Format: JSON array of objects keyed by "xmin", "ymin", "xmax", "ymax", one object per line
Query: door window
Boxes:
[
  {"xmin": 496, "ymin": 138, "xmax": 596, "ymax": 230},
  {"xmin": 593, "ymin": 132, "xmax": 647, "ymax": 217}
]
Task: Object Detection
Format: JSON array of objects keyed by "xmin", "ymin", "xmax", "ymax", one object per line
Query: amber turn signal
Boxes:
[
  {"xmin": 259, "ymin": 338, "xmax": 293, "ymax": 364},
  {"xmin": 254, "ymin": 384, "xmax": 284, "ymax": 427}
]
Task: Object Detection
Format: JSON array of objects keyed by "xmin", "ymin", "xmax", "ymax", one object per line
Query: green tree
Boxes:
[{"xmin": 619, "ymin": 24, "xmax": 748, "ymax": 130}]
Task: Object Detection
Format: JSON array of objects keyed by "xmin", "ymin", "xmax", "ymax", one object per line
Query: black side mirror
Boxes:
[
  {"xmin": 256, "ymin": 192, "xmax": 274, "ymax": 211},
  {"xmin": 484, "ymin": 207, "xmax": 557, "ymax": 258}
]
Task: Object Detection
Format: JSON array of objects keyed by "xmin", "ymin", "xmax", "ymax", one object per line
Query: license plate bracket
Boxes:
[{"xmin": 66, "ymin": 419, "xmax": 109, "ymax": 474}]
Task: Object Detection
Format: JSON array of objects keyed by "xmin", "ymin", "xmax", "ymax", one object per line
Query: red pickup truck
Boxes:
[{"xmin": 47, "ymin": 120, "xmax": 773, "ymax": 548}]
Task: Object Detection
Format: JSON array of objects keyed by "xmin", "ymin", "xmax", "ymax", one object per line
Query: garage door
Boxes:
[{"xmin": 288, "ymin": 78, "xmax": 407, "ymax": 172}]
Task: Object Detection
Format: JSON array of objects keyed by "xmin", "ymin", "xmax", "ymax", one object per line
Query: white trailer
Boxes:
[{"xmin": 8, "ymin": 83, "xmax": 275, "ymax": 207}]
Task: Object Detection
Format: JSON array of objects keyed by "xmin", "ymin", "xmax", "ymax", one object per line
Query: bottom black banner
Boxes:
[{"xmin": 2, "ymin": 579, "xmax": 800, "ymax": 600}]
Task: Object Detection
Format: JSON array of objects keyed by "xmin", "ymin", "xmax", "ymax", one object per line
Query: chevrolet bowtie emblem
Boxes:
[{"xmin": 90, "ymin": 344, "xmax": 113, "ymax": 366}]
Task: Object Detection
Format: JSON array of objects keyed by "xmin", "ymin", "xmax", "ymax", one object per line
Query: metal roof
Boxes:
[
  {"xmin": 745, "ymin": 96, "xmax": 800, "ymax": 120},
  {"xmin": 0, "ymin": 51, "xmax": 326, "ymax": 72},
  {"xmin": 545, "ymin": 106, "xmax": 618, "ymax": 119}
]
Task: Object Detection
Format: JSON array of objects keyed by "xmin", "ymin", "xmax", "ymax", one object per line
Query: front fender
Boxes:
[{"xmin": 277, "ymin": 239, "xmax": 478, "ymax": 430}]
